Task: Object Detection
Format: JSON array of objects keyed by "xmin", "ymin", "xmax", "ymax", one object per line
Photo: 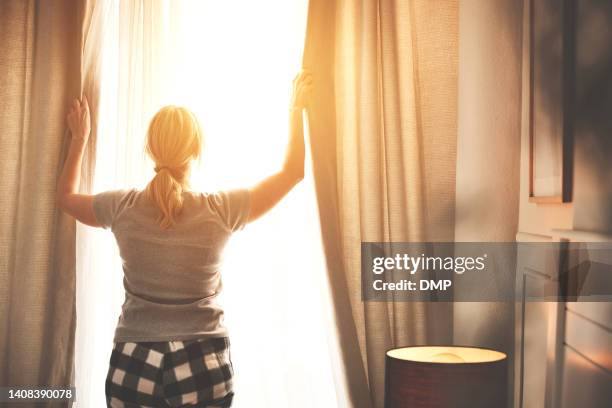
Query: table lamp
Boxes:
[{"xmin": 385, "ymin": 346, "xmax": 508, "ymax": 408}]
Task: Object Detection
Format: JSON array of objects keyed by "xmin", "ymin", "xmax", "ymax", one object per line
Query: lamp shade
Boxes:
[{"xmin": 385, "ymin": 346, "xmax": 507, "ymax": 408}]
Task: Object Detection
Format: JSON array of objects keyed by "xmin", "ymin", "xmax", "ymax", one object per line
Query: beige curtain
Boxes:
[
  {"xmin": 304, "ymin": 1, "xmax": 458, "ymax": 406},
  {"xmin": 0, "ymin": 1, "xmax": 99, "ymax": 404}
]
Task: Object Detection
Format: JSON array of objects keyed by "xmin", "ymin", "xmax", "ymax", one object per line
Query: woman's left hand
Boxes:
[{"xmin": 67, "ymin": 96, "xmax": 91, "ymax": 144}]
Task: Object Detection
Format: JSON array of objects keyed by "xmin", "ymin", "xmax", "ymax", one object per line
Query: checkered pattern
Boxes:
[{"xmin": 105, "ymin": 337, "xmax": 234, "ymax": 407}]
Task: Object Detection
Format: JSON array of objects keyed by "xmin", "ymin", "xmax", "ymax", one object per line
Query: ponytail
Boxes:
[
  {"xmin": 144, "ymin": 106, "xmax": 203, "ymax": 229},
  {"xmin": 145, "ymin": 167, "xmax": 187, "ymax": 229}
]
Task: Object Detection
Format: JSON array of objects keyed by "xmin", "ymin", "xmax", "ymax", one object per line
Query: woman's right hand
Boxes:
[
  {"xmin": 246, "ymin": 71, "xmax": 311, "ymax": 223},
  {"xmin": 290, "ymin": 70, "xmax": 313, "ymax": 110}
]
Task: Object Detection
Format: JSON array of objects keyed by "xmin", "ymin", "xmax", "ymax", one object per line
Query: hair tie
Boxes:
[{"xmin": 155, "ymin": 166, "xmax": 171, "ymax": 173}]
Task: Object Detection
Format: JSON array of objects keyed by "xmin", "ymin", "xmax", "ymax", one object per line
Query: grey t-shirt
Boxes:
[{"xmin": 92, "ymin": 188, "xmax": 250, "ymax": 342}]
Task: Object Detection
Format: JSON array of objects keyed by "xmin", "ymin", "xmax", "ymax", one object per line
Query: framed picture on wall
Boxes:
[{"xmin": 528, "ymin": 0, "xmax": 574, "ymax": 203}]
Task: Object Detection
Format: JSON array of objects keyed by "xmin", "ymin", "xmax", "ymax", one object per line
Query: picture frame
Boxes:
[{"xmin": 528, "ymin": 0, "xmax": 574, "ymax": 203}]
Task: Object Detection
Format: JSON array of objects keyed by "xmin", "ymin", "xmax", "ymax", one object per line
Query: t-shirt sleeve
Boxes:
[
  {"xmin": 92, "ymin": 189, "xmax": 130, "ymax": 229},
  {"xmin": 207, "ymin": 188, "xmax": 251, "ymax": 231}
]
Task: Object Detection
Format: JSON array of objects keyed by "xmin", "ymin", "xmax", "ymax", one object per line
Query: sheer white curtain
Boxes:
[{"xmin": 74, "ymin": 1, "xmax": 348, "ymax": 406}]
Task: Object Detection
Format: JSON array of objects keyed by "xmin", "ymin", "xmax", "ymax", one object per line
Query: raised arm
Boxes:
[
  {"xmin": 56, "ymin": 96, "xmax": 101, "ymax": 227},
  {"xmin": 247, "ymin": 71, "xmax": 313, "ymax": 222}
]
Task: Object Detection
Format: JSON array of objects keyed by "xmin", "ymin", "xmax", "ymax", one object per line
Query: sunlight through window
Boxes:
[{"xmin": 75, "ymin": 1, "xmax": 344, "ymax": 406}]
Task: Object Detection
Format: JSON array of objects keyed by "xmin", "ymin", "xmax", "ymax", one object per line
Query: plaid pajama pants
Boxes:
[{"xmin": 105, "ymin": 337, "xmax": 234, "ymax": 407}]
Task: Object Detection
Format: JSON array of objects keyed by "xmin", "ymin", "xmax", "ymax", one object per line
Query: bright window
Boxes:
[{"xmin": 75, "ymin": 1, "xmax": 346, "ymax": 406}]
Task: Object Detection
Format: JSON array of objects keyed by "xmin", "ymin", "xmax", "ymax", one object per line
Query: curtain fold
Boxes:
[
  {"xmin": 0, "ymin": 0, "xmax": 84, "ymax": 399},
  {"xmin": 304, "ymin": 1, "xmax": 458, "ymax": 406}
]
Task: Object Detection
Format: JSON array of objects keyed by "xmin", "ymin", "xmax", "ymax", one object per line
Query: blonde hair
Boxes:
[{"xmin": 144, "ymin": 106, "xmax": 203, "ymax": 229}]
